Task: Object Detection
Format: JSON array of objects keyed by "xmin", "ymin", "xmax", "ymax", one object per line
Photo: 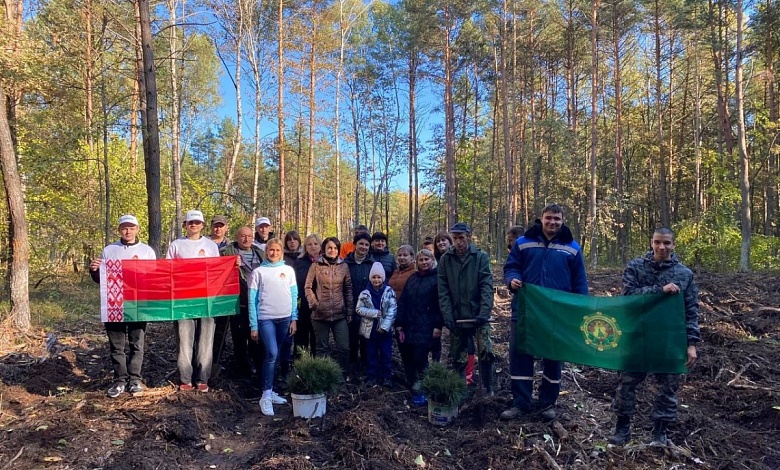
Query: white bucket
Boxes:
[
  {"xmin": 428, "ymin": 401, "xmax": 459, "ymax": 426},
  {"xmin": 291, "ymin": 393, "xmax": 327, "ymax": 418}
]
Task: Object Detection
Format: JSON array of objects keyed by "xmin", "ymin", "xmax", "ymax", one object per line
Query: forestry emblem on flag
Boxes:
[{"xmin": 580, "ymin": 312, "xmax": 622, "ymax": 351}]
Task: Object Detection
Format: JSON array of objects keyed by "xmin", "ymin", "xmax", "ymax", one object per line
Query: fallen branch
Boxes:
[
  {"xmin": 728, "ymin": 383, "xmax": 779, "ymax": 392},
  {"xmin": 533, "ymin": 443, "xmax": 562, "ymax": 470},
  {"xmin": 726, "ymin": 365, "xmax": 750, "ymax": 387},
  {"xmin": 0, "ymin": 446, "xmax": 24, "ymax": 470}
]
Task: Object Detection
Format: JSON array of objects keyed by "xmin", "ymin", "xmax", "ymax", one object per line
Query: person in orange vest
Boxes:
[{"xmin": 340, "ymin": 224, "xmax": 368, "ymax": 259}]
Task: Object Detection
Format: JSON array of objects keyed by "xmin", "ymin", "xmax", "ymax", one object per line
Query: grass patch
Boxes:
[{"xmin": 0, "ymin": 273, "xmax": 99, "ymax": 331}]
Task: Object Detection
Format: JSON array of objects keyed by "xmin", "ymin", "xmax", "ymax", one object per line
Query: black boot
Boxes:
[
  {"xmin": 608, "ymin": 415, "xmax": 631, "ymax": 445},
  {"xmin": 650, "ymin": 420, "xmax": 669, "ymax": 446}
]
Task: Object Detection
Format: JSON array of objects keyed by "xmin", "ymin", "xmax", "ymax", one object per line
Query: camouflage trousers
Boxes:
[
  {"xmin": 611, "ymin": 372, "xmax": 682, "ymax": 421},
  {"xmin": 449, "ymin": 325, "xmax": 495, "ymax": 379}
]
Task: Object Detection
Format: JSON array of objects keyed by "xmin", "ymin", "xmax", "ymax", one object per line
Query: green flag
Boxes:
[{"xmin": 513, "ymin": 283, "xmax": 688, "ymax": 374}]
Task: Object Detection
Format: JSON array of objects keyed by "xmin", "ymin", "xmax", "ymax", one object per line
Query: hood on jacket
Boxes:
[
  {"xmin": 524, "ymin": 219, "xmax": 575, "ymax": 243},
  {"xmin": 641, "ymin": 249, "xmax": 682, "ymax": 268}
]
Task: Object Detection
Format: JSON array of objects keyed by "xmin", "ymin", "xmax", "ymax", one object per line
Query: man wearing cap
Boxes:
[
  {"xmin": 253, "ymin": 217, "xmax": 274, "ymax": 251},
  {"xmin": 167, "ymin": 209, "xmax": 221, "ymax": 392},
  {"xmin": 502, "ymin": 203, "xmax": 588, "ymax": 421},
  {"xmin": 213, "ymin": 226, "xmax": 265, "ymax": 379},
  {"xmin": 90, "ymin": 214, "xmax": 157, "ymax": 398},
  {"xmin": 209, "ymin": 215, "xmax": 230, "ymax": 250},
  {"xmin": 437, "ymin": 222, "xmax": 496, "ymax": 396}
]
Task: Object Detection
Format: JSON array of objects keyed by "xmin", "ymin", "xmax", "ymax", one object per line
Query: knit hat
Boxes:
[{"xmin": 369, "ymin": 262, "xmax": 386, "ymax": 281}]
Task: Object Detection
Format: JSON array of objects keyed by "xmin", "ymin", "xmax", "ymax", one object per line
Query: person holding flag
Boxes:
[
  {"xmin": 608, "ymin": 227, "xmax": 700, "ymax": 446},
  {"xmin": 90, "ymin": 214, "xmax": 156, "ymax": 398},
  {"xmin": 167, "ymin": 209, "xmax": 221, "ymax": 392},
  {"xmin": 501, "ymin": 203, "xmax": 589, "ymax": 421}
]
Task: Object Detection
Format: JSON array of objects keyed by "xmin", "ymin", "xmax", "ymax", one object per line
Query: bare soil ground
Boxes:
[{"xmin": 0, "ymin": 271, "xmax": 778, "ymax": 469}]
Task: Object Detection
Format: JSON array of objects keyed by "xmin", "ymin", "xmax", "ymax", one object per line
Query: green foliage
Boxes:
[
  {"xmin": 0, "ymin": 274, "xmax": 97, "ymax": 330},
  {"xmin": 421, "ymin": 362, "xmax": 467, "ymax": 406},
  {"xmin": 288, "ymin": 349, "xmax": 343, "ymax": 395}
]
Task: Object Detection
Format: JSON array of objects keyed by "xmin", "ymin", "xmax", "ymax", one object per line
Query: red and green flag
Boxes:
[
  {"xmin": 100, "ymin": 257, "xmax": 239, "ymax": 322},
  {"xmin": 513, "ymin": 283, "xmax": 688, "ymax": 374}
]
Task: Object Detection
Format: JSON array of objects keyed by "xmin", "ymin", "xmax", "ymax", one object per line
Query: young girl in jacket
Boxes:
[{"xmin": 355, "ymin": 262, "xmax": 397, "ymax": 386}]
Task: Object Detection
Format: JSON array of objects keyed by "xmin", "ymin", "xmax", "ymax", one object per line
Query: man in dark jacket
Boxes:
[
  {"xmin": 438, "ymin": 222, "xmax": 495, "ymax": 395},
  {"xmin": 608, "ymin": 227, "xmax": 700, "ymax": 446},
  {"xmin": 213, "ymin": 226, "xmax": 265, "ymax": 379},
  {"xmin": 502, "ymin": 204, "xmax": 588, "ymax": 421}
]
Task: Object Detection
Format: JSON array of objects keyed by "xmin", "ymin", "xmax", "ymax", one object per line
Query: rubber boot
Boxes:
[
  {"xmin": 650, "ymin": 420, "xmax": 669, "ymax": 446},
  {"xmin": 480, "ymin": 361, "xmax": 495, "ymax": 397},
  {"xmin": 608, "ymin": 415, "xmax": 631, "ymax": 445},
  {"xmin": 465, "ymin": 354, "xmax": 476, "ymax": 385}
]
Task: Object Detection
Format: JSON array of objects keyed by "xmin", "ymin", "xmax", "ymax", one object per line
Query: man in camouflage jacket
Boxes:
[{"xmin": 609, "ymin": 227, "xmax": 700, "ymax": 447}]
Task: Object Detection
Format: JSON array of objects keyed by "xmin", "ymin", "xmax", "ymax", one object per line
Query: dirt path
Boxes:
[{"xmin": 0, "ymin": 271, "xmax": 778, "ymax": 469}]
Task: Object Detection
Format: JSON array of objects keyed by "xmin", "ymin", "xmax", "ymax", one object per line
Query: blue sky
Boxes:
[{"xmin": 213, "ymin": 64, "xmax": 445, "ymax": 193}]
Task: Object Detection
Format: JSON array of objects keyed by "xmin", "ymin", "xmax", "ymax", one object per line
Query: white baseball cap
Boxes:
[
  {"xmin": 118, "ymin": 214, "xmax": 139, "ymax": 227},
  {"xmin": 185, "ymin": 210, "xmax": 205, "ymax": 223},
  {"xmin": 255, "ymin": 216, "xmax": 271, "ymax": 227}
]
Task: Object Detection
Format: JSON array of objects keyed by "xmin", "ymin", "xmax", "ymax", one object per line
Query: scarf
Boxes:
[
  {"xmin": 368, "ymin": 283, "xmax": 386, "ymax": 310},
  {"xmin": 323, "ymin": 255, "xmax": 338, "ymax": 265},
  {"xmin": 261, "ymin": 259, "xmax": 285, "ymax": 268}
]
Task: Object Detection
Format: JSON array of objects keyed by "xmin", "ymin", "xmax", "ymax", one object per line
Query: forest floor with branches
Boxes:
[{"xmin": 0, "ymin": 270, "xmax": 778, "ymax": 469}]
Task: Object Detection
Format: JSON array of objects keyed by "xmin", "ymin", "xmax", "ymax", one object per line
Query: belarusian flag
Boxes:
[
  {"xmin": 513, "ymin": 283, "xmax": 687, "ymax": 374},
  {"xmin": 100, "ymin": 257, "xmax": 239, "ymax": 322}
]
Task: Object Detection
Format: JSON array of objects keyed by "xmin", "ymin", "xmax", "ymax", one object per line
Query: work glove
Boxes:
[
  {"xmin": 444, "ymin": 320, "xmax": 456, "ymax": 331},
  {"xmin": 475, "ymin": 316, "xmax": 489, "ymax": 327}
]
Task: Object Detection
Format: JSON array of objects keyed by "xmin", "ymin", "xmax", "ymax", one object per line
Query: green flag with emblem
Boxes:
[{"xmin": 513, "ymin": 283, "xmax": 688, "ymax": 374}]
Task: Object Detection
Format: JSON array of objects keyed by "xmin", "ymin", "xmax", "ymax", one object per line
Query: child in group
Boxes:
[{"xmin": 355, "ymin": 262, "xmax": 397, "ymax": 386}]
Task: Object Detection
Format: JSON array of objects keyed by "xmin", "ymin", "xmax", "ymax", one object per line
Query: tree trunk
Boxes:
[
  {"xmin": 501, "ymin": 0, "xmax": 514, "ymax": 227},
  {"xmin": 443, "ymin": 2, "xmax": 457, "ymax": 227},
  {"xmin": 654, "ymin": 0, "xmax": 670, "ymax": 227},
  {"xmin": 305, "ymin": 13, "xmax": 317, "ymax": 235},
  {"xmin": 277, "ymin": 0, "xmax": 286, "ymax": 227},
  {"xmin": 735, "ymin": 0, "xmax": 751, "ymax": 272},
  {"xmin": 168, "ymin": 0, "xmax": 182, "ymax": 237},
  {"xmin": 611, "ymin": 3, "xmax": 627, "ymax": 264},
  {"xmin": 223, "ymin": 11, "xmax": 243, "ymax": 206},
  {"xmin": 589, "ymin": 0, "xmax": 599, "ymax": 268},
  {"xmin": 0, "ymin": 85, "xmax": 30, "ymax": 331},
  {"xmin": 137, "ymin": 0, "xmax": 162, "ymax": 255},
  {"xmin": 408, "ymin": 50, "xmax": 420, "ymax": 247}
]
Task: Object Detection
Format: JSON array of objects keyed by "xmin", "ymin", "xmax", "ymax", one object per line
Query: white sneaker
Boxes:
[
  {"xmin": 270, "ymin": 391, "xmax": 288, "ymax": 405},
  {"xmin": 259, "ymin": 397, "xmax": 274, "ymax": 416}
]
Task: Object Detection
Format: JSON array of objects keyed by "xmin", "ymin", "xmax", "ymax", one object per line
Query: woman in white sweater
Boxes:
[{"xmin": 249, "ymin": 238, "xmax": 298, "ymax": 416}]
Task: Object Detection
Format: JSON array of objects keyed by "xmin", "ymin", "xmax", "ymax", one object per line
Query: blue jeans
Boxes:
[{"xmin": 258, "ymin": 317, "xmax": 291, "ymax": 392}]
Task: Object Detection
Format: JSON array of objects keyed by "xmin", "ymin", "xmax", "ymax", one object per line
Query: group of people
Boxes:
[{"xmin": 91, "ymin": 202, "xmax": 700, "ymax": 446}]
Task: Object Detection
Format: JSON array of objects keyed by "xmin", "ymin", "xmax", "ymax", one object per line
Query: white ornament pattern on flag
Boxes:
[{"xmin": 105, "ymin": 259, "xmax": 125, "ymax": 322}]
